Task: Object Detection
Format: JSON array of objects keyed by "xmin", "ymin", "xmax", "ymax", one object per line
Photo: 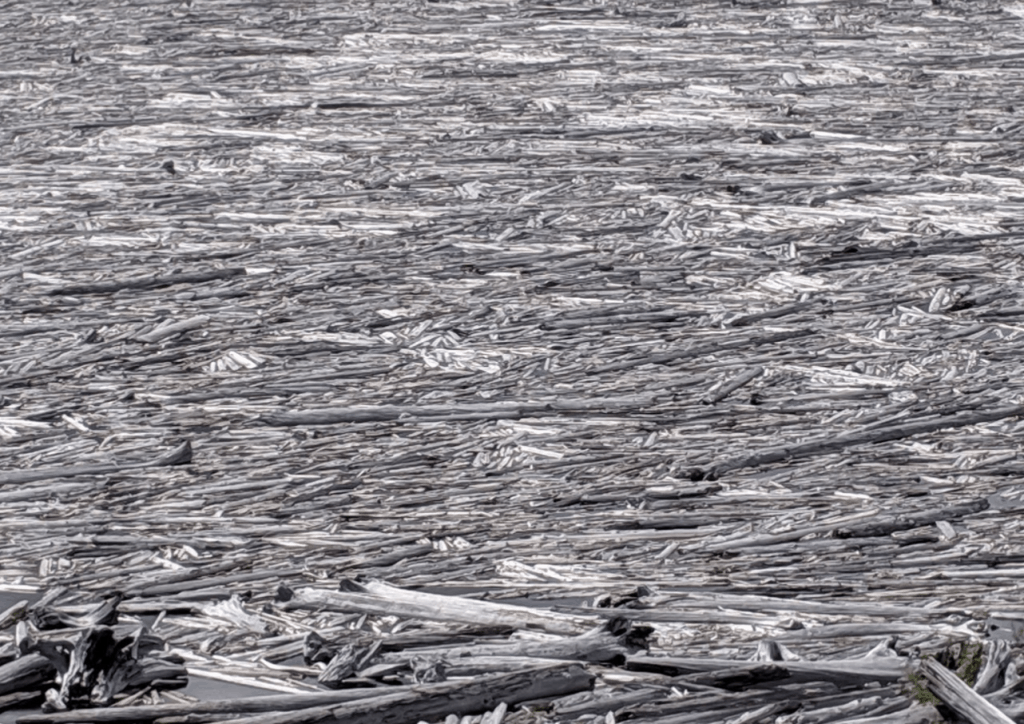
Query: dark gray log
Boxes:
[
  {"xmin": 261, "ymin": 395, "xmax": 657, "ymax": 426},
  {"xmin": 707, "ymin": 404, "xmax": 1024, "ymax": 479},
  {"xmin": 627, "ymin": 655, "xmax": 907, "ymax": 686},
  {"xmin": 0, "ymin": 653, "xmax": 54, "ymax": 697}
]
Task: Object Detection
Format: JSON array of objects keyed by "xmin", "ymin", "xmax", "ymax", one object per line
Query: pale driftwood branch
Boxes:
[
  {"xmin": 972, "ymin": 640, "xmax": 1013, "ymax": 696},
  {"xmin": 588, "ymin": 328, "xmax": 815, "ymax": 375}
]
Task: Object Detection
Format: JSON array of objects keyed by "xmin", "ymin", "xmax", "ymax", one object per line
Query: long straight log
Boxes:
[
  {"xmin": 587, "ymin": 329, "xmax": 815, "ymax": 375},
  {"xmin": 627, "ymin": 655, "xmax": 908, "ymax": 685},
  {"xmin": 0, "ymin": 653, "xmax": 54, "ymax": 697},
  {"xmin": 47, "ymin": 268, "xmax": 246, "ymax": 296},
  {"xmin": 166, "ymin": 664, "xmax": 593, "ymax": 724},
  {"xmin": 261, "ymin": 395, "xmax": 656, "ymax": 426},
  {"xmin": 833, "ymin": 498, "xmax": 991, "ymax": 539},
  {"xmin": 706, "ymin": 404, "xmax": 1024, "ymax": 479},
  {"xmin": 0, "ymin": 441, "xmax": 192, "ymax": 486}
]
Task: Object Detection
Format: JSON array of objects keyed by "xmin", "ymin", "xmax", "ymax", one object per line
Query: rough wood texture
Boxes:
[
  {"xmin": 202, "ymin": 664, "xmax": 593, "ymax": 724},
  {"xmin": 918, "ymin": 657, "xmax": 1014, "ymax": 724},
  {"xmin": 6, "ymin": 0, "xmax": 1024, "ymax": 721},
  {"xmin": 281, "ymin": 579, "xmax": 598, "ymax": 635}
]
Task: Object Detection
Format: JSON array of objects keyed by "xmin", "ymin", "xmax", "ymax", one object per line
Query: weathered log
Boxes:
[
  {"xmin": 19, "ymin": 624, "xmax": 186, "ymax": 711},
  {"xmin": 31, "ymin": 593, "xmax": 122, "ymax": 631},
  {"xmin": 0, "ymin": 653, "xmax": 54, "ymax": 697},
  {"xmin": 376, "ymin": 616, "xmax": 651, "ymax": 667},
  {"xmin": 917, "ymin": 657, "xmax": 1014, "ymax": 724},
  {"xmin": 833, "ymin": 499, "xmax": 991, "ymax": 539},
  {"xmin": 279, "ymin": 580, "xmax": 597, "ymax": 635},
  {"xmin": 179, "ymin": 663, "xmax": 592, "ymax": 724},
  {"xmin": 261, "ymin": 395, "xmax": 657, "ymax": 426},
  {"xmin": 701, "ymin": 366, "xmax": 764, "ymax": 405},
  {"xmin": 0, "ymin": 441, "xmax": 192, "ymax": 486},
  {"xmin": 47, "ymin": 268, "xmax": 246, "ymax": 296},
  {"xmin": 975, "ymin": 640, "xmax": 1014, "ymax": 696},
  {"xmin": 627, "ymin": 655, "xmax": 908, "ymax": 686},
  {"xmin": 677, "ymin": 663, "xmax": 789, "ymax": 691},
  {"xmin": 317, "ymin": 641, "xmax": 381, "ymax": 689},
  {"xmin": 706, "ymin": 404, "xmax": 1024, "ymax": 479},
  {"xmin": 0, "ymin": 688, "xmax": 44, "ymax": 712},
  {"xmin": 15, "ymin": 688, "xmax": 417, "ymax": 723},
  {"xmin": 0, "ymin": 600, "xmax": 29, "ymax": 632},
  {"xmin": 137, "ymin": 315, "xmax": 211, "ymax": 344}
]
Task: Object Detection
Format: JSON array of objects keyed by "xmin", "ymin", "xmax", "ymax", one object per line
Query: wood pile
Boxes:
[{"xmin": 4, "ymin": 0, "xmax": 1024, "ymax": 721}]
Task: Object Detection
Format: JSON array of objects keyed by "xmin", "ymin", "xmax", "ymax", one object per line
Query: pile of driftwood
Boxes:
[
  {"xmin": 3, "ymin": 580, "xmax": 1024, "ymax": 723},
  {"xmin": 7, "ymin": 0, "xmax": 1024, "ymax": 721},
  {"xmin": 0, "ymin": 594, "xmax": 185, "ymax": 715}
]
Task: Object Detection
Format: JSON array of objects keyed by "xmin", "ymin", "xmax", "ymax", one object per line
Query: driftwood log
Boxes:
[
  {"xmin": 279, "ymin": 579, "xmax": 598, "ymax": 635},
  {"xmin": 183, "ymin": 664, "xmax": 591, "ymax": 724},
  {"xmin": 917, "ymin": 657, "xmax": 1014, "ymax": 724}
]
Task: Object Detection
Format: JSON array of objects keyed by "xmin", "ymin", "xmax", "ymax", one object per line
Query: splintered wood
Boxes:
[{"xmin": 4, "ymin": 0, "xmax": 1024, "ymax": 721}]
